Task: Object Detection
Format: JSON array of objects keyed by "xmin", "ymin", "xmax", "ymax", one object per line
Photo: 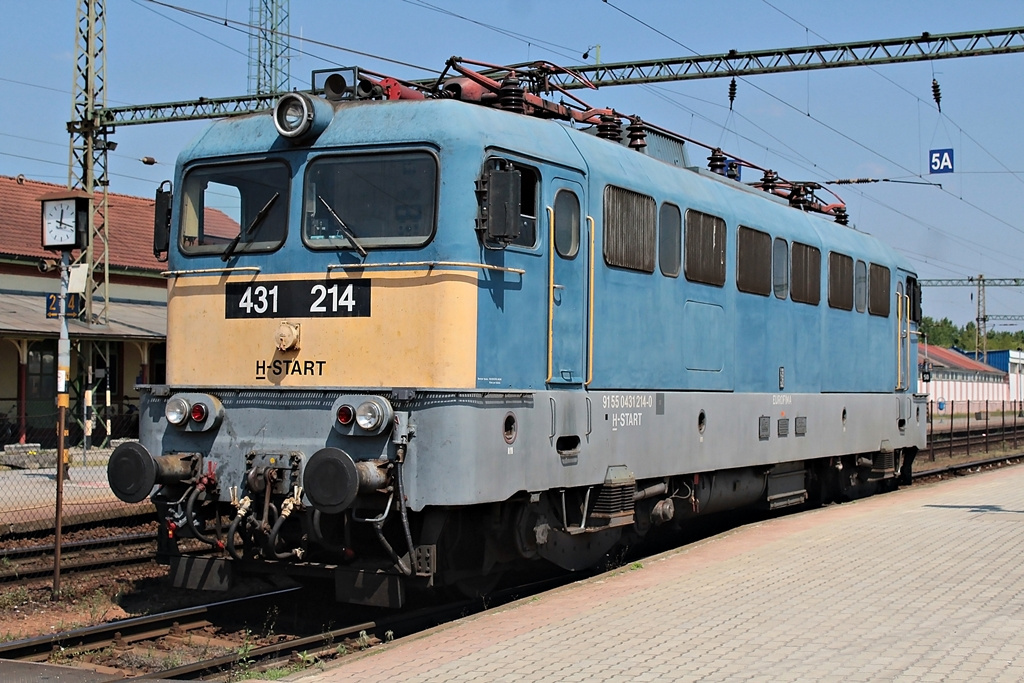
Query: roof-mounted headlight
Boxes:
[{"xmin": 273, "ymin": 92, "xmax": 332, "ymax": 142}]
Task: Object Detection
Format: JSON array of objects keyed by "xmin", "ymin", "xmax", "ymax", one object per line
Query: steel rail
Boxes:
[
  {"xmin": 0, "ymin": 586, "xmax": 299, "ymax": 662},
  {"xmin": 0, "ymin": 531, "xmax": 156, "ymax": 561}
]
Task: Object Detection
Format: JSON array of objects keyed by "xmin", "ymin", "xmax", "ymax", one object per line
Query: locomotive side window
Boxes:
[
  {"xmin": 868, "ymin": 263, "xmax": 891, "ymax": 317},
  {"xmin": 603, "ymin": 186, "xmax": 656, "ymax": 272},
  {"xmin": 180, "ymin": 161, "xmax": 289, "ymax": 256},
  {"xmin": 553, "ymin": 189, "xmax": 580, "ymax": 258},
  {"xmin": 790, "ymin": 242, "xmax": 821, "ymax": 305},
  {"xmin": 828, "ymin": 252, "xmax": 854, "ymax": 311},
  {"xmin": 736, "ymin": 226, "xmax": 771, "ymax": 296},
  {"xmin": 684, "ymin": 210, "xmax": 726, "ymax": 286},
  {"xmin": 772, "ymin": 237, "xmax": 789, "ymax": 299},
  {"xmin": 855, "ymin": 260, "xmax": 868, "ymax": 312},
  {"xmin": 907, "ymin": 276, "xmax": 922, "ymax": 323},
  {"xmin": 303, "ymin": 151, "xmax": 437, "ymax": 250},
  {"xmin": 659, "ymin": 203, "xmax": 681, "ymax": 277},
  {"xmin": 511, "ymin": 164, "xmax": 538, "ymax": 248}
]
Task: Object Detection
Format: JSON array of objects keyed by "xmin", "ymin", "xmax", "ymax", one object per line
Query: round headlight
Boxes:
[
  {"xmin": 355, "ymin": 400, "xmax": 384, "ymax": 431},
  {"xmin": 165, "ymin": 397, "xmax": 190, "ymax": 425},
  {"xmin": 274, "ymin": 93, "xmax": 313, "ymax": 138}
]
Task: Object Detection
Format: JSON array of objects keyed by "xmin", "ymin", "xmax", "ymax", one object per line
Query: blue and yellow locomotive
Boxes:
[{"xmin": 108, "ymin": 60, "xmax": 926, "ymax": 607}]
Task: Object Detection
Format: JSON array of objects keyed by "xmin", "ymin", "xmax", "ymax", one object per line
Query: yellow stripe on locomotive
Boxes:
[{"xmin": 166, "ymin": 269, "xmax": 478, "ymax": 388}]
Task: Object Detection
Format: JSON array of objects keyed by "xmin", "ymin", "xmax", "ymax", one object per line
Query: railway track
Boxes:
[
  {"xmin": 0, "ymin": 531, "xmax": 158, "ymax": 582},
  {"xmin": 926, "ymin": 421, "xmax": 1024, "ymax": 459},
  {"xmin": 0, "ymin": 575, "xmax": 571, "ymax": 680},
  {"xmin": 0, "ymin": 587, "xmax": 303, "ymax": 665},
  {"xmin": 914, "ymin": 453, "xmax": 1022, "ymax": 480}
]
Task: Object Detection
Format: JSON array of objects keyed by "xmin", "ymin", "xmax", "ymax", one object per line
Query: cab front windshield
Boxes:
[
  {"xmin": 179, "ymin": 161, "xmax": 289, "ymax": 256},
  {"xmin": 303, "ymin": 152, "xmax": 437, "ymax": 250}
]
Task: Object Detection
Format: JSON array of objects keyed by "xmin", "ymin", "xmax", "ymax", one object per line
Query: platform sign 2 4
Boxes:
[
  {"xmin": 929, "ymin": 148, "xmax": 954, "ymax": 174},
  {"xmin": 45, "ymin": 293, "xmax": 83, "ymax": 319}
]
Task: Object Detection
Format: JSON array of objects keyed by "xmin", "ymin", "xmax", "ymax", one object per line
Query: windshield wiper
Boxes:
[
  {"xmin": 318, "ymin": 195, "xmax": 368, "ymax": 257},
  {"xmin": 221, "ymin": 192, "xmax": 280, "ymax": 262}
]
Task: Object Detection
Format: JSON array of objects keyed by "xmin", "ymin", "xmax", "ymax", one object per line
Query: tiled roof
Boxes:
[
  {"xmin": 0, "ymin": 291, "xmax": 165, "ymax": 340},
  {"xmin": 921, "ymin": 344, "xmax": 1005, "ymax": 375},
  {"xmin": 0, "ymin": 175, "xmax": 165, "ymax": 272}
]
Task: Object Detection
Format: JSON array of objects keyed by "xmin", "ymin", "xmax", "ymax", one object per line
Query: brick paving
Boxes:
[{"xmin": 286, "ymin": 464, "xmax": 1024, "ymax": 682}]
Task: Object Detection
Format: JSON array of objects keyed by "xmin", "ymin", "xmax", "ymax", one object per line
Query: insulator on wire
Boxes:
[
  {"xmin": 708, "ymin": 148, "xmax": 727, "ymax": 175},
  {"xmin": 499, "ymin": 75, "xmax": 525, "ymax": 113},
  {"xmin": 760, "ymin": 169, "xmax": 779, "ymax": 193},
  {"xmin": 932, "ymin": 78, "xmax": 942, "ymax": 113},
  {"xmin": 597, "ymin": 114, "xmax": 622, "ymax": 142},
  {"xmin": 626, "ymin": 119, "xmax": 647, "ymax": 150},
  {"xmin": 728, "ymin": 77, "xmax": 737, "ymax": 110}
]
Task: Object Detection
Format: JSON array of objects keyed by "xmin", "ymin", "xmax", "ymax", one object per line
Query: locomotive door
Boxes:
[
  {"xmin": 896, "ymin": 274, "xmax": 910, "ymax": 392},
  {"xmin": 546, "ymin": 177, "xmax": 588, "ymax": 385}
]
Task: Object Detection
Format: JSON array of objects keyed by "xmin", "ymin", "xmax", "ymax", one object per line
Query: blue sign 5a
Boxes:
[{"xmin": 929, "ymin": 148, "xmax": 954, "ymax": 174}]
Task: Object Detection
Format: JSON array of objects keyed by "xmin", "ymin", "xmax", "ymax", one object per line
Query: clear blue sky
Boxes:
[{"xmin": 3, "ymin": 1, "xmax": 1024, "ymax": 328}]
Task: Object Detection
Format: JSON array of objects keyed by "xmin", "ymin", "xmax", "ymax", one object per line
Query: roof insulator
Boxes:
[
  {"xmin": 597, "ymin": 113, "xmax": 623, "ymax": 142},
  {"xmin": 932, "ymin": 78, "xmax": 942, "ymax": 113},
  {"xmin": 759, "ymin": 169, "xmax": 779, "ymax": 193},
  {"xmin": 626, "ymin": 119, "xmax": 647, "ymax": 150},
  {"xmin": 788, "ymin": 183, "xmax": 808, "ymax": 209},
  {"xmin": 708, "ymin": 148, "xmax": 727, "ymax": 175},
  {"xmin": 833, "ymin": 206, "xmax": 849, "ymax": 225},
  {"xmin": 728, "ymin": 77, "xmax": 737, "ymax": 111},
  {"xmin": 499, "ymin": 75, "xmax": 525, "ymax": 113}
]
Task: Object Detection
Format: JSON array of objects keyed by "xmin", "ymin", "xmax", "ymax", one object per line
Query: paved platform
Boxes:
[{"xmin": 287, "ymin": 464, "xmax": 1024, "ymax": 682}]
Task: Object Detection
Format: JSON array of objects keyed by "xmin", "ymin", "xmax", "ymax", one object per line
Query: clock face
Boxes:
[{"xmin": 42, "ymin": 198, "xmax": 79, "ymax": 249}]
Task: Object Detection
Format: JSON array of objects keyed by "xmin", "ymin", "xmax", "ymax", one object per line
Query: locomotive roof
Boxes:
[{"xmin": 178, "ymin": 93, "xmax": 911, "ymax": 276}]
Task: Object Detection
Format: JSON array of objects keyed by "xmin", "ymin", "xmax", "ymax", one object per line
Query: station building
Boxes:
[
  {"xmin": 0, "ymin": 175, "xmax": 166, "ymax": 447},
  {"xmin": 960, "ymin": 347, "xmax": 1024, "ymax": 406},
  {"xmin": 918, "ymin": 343, "xmax": 1011, "ymax": 406}
]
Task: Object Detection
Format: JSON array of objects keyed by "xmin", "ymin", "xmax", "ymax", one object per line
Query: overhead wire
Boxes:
[
  {"xmin": 398, "ymin": 0, "xmax": 585, "ymax": 63},
  {"xmin": 757, "ymin": 0, "xmax": 1024, "ymax": 309},
  {"xmin": 759, "ymin": 0, "xmax": 1024, "ymax": 191},
  {"xmin": 601, "ymin": 0, "xmax": 1024, "ymax": 280},
  {"xmin": 139, "ymin": 0, "xmax": 439, "ymax": 75}
]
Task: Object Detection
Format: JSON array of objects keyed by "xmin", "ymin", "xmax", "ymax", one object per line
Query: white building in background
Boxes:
[{"xmin": 917, "ymin": 344, "xmax": 1011, "ymax": 405}]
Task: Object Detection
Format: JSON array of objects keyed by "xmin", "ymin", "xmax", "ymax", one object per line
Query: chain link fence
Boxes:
[{"xmin": 1, "ymin": 401, "xmax": 143, "ymax": 541}]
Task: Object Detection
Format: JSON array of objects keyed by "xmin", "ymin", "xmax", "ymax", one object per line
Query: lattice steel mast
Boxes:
[
  {"xmin": 67, "ymin": 0, "xmax": 110, "ymax": 326},
  {"xmin": 918, "ymin": 277, "xmax": 1024, "ymax": 364},
  {"xmin": 248, "ymin": 0, "xmax": 291, "ymax": 95}
]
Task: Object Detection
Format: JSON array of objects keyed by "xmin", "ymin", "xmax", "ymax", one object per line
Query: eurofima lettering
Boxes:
[{"xmin": 256, "ymin": 359, "xmax": 327, "ymax": 379}]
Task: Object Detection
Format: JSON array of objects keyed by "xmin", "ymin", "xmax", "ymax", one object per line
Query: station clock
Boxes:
[{"xmin": 40, "ymin": 192, "xmax": 89, "ymax": 251}]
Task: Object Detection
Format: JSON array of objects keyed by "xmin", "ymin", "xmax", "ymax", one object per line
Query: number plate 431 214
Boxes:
[{"xmin": 225, "ymin": 279, "xmax": 371, "ymax": 319}]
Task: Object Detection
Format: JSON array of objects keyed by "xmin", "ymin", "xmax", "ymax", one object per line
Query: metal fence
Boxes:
[
  {"xmin": 1, "ymin": 402, "xmax": 142, "ymax": 544},
  {"xmin": 925, "ymin": 399, "xmax": 1024, "ymax": 463}
]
